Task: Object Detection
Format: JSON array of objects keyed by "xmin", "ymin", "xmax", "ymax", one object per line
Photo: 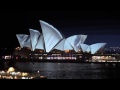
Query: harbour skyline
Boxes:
[{"xmin": 1, "ymin": 11, "xmax": 120, "ymax": 79}]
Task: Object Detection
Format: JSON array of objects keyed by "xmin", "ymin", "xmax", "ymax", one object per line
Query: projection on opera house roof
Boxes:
[{"xmin": 16, "ymin": 20, "xmax": 107, "ymax": 54}]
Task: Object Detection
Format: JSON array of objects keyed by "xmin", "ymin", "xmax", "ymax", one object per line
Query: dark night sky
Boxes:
[{"xmin": 0, "ymin": 11, "xmax": 120, "ymax": 48}]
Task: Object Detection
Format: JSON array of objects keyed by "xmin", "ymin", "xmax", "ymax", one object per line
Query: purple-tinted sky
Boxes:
[{"xmin": 0, "ymin": 11, "xmax": 120, "ymax": 48}]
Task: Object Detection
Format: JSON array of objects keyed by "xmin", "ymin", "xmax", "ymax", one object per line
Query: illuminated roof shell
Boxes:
[
  {"xmin": 29, "ymin": 29, "xmax": 40, "ymax": 51},
  {"xmin": 23, "ymin": 35, "xmax": 31, "ymax": 48},
  {"xmin": 35, "ymin": 34, "xmax": 45, "ymax": 50},
  {"xmin": 80, "ymin": 44, "xmax": 89, "ymax": 52},
  {"xmin": 40, "ymin": 20, "xmax": 63, "ymax": 52},
  {"xmin": 90, "ymin": 43, "xmax": 107, "ymax": 54},
  {"xmin": 16, "ymin": 34, "xmax": 31, "ymax": 48}
]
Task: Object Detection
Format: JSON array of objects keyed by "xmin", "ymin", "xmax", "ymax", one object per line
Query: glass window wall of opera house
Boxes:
[{"xmin": 9, "ymin": 20, "xmax": 118, "ymax": 62}]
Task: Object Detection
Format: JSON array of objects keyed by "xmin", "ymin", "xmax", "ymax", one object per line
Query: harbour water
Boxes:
[{"xmin": 12, "ymin": 62, "xmax": 120, "ymax": 79}]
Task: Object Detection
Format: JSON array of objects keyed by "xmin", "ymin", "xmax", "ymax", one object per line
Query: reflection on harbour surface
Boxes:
[
  {"xmin": 1, "ymin": 60, "xmax": 120, "ymax": 79},
  {"xmin": 14, "ymin": 62, "xmax": 120, "ymax": 79}
]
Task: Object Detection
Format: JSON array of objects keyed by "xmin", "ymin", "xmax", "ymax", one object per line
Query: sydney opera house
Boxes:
[{"xmin": 15, "ymin": 20, "xmax": 107, "ymax": 60}]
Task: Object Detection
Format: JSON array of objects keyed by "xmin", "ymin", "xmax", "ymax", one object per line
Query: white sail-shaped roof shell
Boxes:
[
  {"xmin": 23, "ymin": 35, "xmax": 31, "ymax": 48},
  {"xmin": 80, "ymin": 35, "xmax": 87, "ymax": 44},
  {"xmin": 36, "ymin": 34, "xmax": 45, "ymax": 50},
  {"xmin": 80, "ymin": 44, "xmax": 89, "ymax": 52},
  {"xmin": 54, "ymin": 39, "xmax": 65, "ymax": 51},
  {"xmin": 86, "ymin": 46, "xmax": 91, "ymax": 52},
  {"xmin": 67, "ymin": 35, "xmax": 81, "ymax": 52},
  {"xmin": 16, "ymin": 34, "xmax": 30, "ymax": 48},
  {"xmin": 90, "ymin": 43, "xmax": 107, "ymax": 54},
  {"xmin": 64, "ymin": 39, "xmax": 73, "ymax": 50},
  {"xmin": 29, "ymin": 29, "xmax": 40, "ymax": 51},
  {"xmin": 40, "ymin": 20, "xmax": 63, "ymax": 52},
  {"xmin": 54, "ymin": 39, "xmax": 73, "ymax": 51}
]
